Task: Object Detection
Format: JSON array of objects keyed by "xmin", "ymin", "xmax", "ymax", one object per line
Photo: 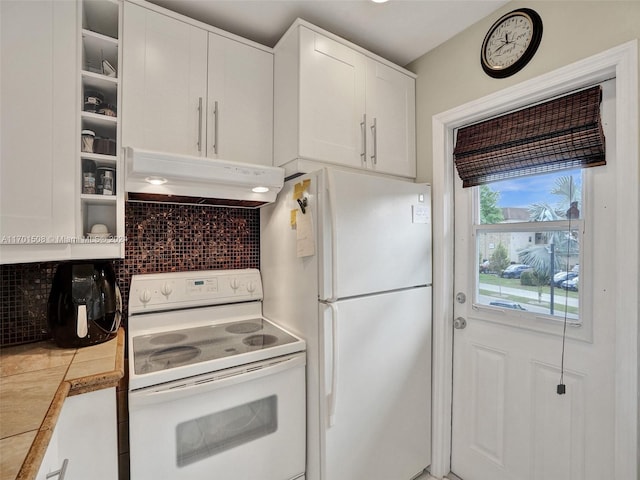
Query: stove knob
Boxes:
[
  {"xmin": 139, "ymin": 289, "xmax": 152, "ymax": 305},
  {"xmin": 230, "ymin": 278, "xmax": 240, "ymax": 291},
  {"xmin": 247, "ymin": 281, "xmax": 256, "ymax": 294},
  {"xmin": 161, "ymin": 282, "xmax": 173, "ymax": 299}
]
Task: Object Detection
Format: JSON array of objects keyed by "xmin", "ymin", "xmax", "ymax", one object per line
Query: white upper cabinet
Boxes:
[
  {"xmin": 365, "ymin": 60, "xmax": 416, "ymax": 178},
  {"xmin": 122, "ymin": 1, "xmax": 273, "ymax": 166},
  {"xmin": 274, "ymin": 22, "xmax": 416, "ymax": 178},
  {"xmin": 1, "ymin": 0, "xmax": 76, "ymax": 241},
  {"xmin": 207, "ymin": 33, "xmax": 273, "ymax": 165},
  {"xmin": 122, "ymin": 2, "xmax": 208, "ymax": 157},
  {"xmin": 1, "ymin": 0, "xmax": 125, "ymax": 264},
  {"xmin": 298, "ymin": 28, "xmax": 367, "ymax": 169}
]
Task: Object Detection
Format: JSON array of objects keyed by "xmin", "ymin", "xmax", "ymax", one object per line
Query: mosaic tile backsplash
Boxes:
[{"xmin": 0, "ymin": 202, "xmax": 260, "ymax": 346}]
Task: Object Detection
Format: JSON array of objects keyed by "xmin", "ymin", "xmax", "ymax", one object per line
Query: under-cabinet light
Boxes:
[
  {"xmin": 252, "ymin": 186, "xmax": 270, "ymax": 193},
  {"xmin": 145, "ymin": 176, "xmax": 168, "ymax": 185}
]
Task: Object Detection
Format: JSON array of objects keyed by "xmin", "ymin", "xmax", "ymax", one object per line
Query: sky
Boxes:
[{"xmin": 493, "ymin": 169, "xmax": 582, "ymax": 209}]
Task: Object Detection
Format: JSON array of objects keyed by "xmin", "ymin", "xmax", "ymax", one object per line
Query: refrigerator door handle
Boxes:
[
  {"xmin": 360, "ymin": 113, "xmax": 367, "ymax": 163},
  {"xmin": 324, "ymin": 302, "xmax": 339, "ymax": 427},
  {"xmin": 325, "ymin": 169, "xmax": 338, "ymax": 301}
]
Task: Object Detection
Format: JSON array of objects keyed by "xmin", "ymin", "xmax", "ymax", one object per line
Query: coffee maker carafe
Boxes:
[{"xmin": 48, "ymin": 261, "xmax": 121, "ymax": 348}]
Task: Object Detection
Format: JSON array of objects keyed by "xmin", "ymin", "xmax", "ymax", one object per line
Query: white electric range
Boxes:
[{"xmin": 127, "ymin": 269, "xmax": 306, "ymax": 480}]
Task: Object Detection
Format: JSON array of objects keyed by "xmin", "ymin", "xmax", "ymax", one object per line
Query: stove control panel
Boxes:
[{"xmin": 129, "ymin": 269, "xmax": 263, "ymax": 313}]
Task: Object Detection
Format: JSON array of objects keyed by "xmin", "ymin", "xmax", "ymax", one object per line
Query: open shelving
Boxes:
[{"xmin": 77, "ymin": 0, "xmax": 123, "ymax": 255}]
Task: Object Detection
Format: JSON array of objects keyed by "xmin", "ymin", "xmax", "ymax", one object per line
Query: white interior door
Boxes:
[{"xmin": 451, "ymin": 80, "xmax": 617, "ymax": 480}]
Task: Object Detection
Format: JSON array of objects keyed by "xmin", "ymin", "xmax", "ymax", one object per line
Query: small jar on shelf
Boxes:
[
  {"xmin": 94, "ymin": 136, "xmax": 117, "ymax": 156},
  {"xmin": 96, "ymin": 166, "xmax": 116, "ymax": 195},
  {"xmin": 82, "ymin": 158, "xmax": 97, "ymax": 194},
  {"xmin": 81, "ymin": 129, "xmax": 95, "ymax": 153}
]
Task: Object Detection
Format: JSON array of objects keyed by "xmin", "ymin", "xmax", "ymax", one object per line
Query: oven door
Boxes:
[{"xmin": 129, "ymin": 353, "xmax": 306, "ymax": 480}]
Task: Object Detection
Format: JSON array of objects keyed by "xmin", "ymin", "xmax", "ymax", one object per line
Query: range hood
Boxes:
[{"xmin": 124, "ymin": 147, "xmax": 284, "ymax": 208}]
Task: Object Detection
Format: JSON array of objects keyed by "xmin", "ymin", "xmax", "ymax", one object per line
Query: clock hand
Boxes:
[{"xmin": 494, "ymin": 43, "xmax": 506, "ymax": 53}]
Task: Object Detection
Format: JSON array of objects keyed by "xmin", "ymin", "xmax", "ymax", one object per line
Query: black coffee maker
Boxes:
[{"xmin": 48, "ymin": 261, "xmax": 121, "ymax": 348}]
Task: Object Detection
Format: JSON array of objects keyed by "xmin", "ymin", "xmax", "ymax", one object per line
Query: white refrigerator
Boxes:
[{"xmin": 261, "ymin": 168, "xmax": 431, "ymax": 480}]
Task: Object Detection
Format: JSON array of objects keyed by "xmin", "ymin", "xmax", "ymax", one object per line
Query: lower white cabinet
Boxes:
[
  {"xmin": 36, "ymin": 427, "xmax": 60, "ymax": 480},
  {"xmin": 37, "ymin": 388, "xmax": 118, "ymax": 480}
]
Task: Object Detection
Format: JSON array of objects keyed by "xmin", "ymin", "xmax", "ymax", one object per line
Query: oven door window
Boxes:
[{"xmin": 176, "ymin": 395, "xmax": 278, "ymax": 467}]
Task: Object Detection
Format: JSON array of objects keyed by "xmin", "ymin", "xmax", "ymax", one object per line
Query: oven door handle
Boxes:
[{"xmin": 129, "ymin": 353, "xmax": 305, "ymax": 407}]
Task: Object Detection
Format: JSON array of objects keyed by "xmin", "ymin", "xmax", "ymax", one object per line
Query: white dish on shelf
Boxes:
[{"xmin": 90, "ymin": 223, "xmax": 108, "ymax": 233}]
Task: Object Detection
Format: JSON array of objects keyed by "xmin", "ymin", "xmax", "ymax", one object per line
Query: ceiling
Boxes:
[{"xmin": 147, "ymin": 0, "xmax": 510, "ymax": 67}]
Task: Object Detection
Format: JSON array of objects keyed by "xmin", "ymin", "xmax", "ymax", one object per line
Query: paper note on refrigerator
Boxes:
[
  {"xmin": 412, "ymin": 205, "xmax": 431, "ymax": 224},
  {"xmin": 296, "ymin": 211, "xmax": 315, "ymax": 257}
]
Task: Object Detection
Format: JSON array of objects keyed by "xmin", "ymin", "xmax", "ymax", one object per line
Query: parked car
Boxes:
[
  {"xmin": 489, "ymin": 301, "xmax": 527, "ymax": 310},
  {"xmin": 560, "ymin": 276, "xmax": 579, "ymax": 291},
  {"xmin": 479, "ymin": 259, "xmax": 490, "ymax": 273},
  {"xmin": 552, "ymin": 271, "xmax": 578, "ymax": 287},
  {"xmin": 501, "ymin": 264, "xmax": 531, "ymax": 279}
]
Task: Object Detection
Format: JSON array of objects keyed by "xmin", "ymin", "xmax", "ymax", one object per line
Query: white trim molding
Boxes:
[{"xmin": 430, "ymin": 40, "xmax": 638, "ymax": 479}]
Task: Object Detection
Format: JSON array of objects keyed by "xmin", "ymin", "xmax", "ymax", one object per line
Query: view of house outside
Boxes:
[{"xmin": 476, "ymin": 169, "xmax": 581, "ymax": 321}]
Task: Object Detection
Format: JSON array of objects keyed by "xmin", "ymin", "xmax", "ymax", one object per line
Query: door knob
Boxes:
[{"xmin": 453, "ymin": 317, "xmax": 467, "ymax": 329}]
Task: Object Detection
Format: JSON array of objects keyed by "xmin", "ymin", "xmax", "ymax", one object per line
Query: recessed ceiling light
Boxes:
[
  {"xmin": 371, "ymin": 0, "xmax": 389, "ymax": 3},
  {"xmin": 252, "ymin": 186, "xmax": 270, "ymax": 193},
  {"xmin": 145, "ymin": 176, "xmax": 168, "ymax": 185}
]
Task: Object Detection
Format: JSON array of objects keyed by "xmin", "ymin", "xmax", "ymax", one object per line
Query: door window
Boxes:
[{"xmin": 475, "ymin": 169, "xmax": 582, "ymax": 323}]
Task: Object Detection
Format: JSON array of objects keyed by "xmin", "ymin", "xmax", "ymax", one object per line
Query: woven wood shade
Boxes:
[{"xmin": 453, "ymin": 86, "xmax": 605, "ymax": 188}]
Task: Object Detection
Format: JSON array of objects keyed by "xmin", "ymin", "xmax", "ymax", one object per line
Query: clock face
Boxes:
[{"xmin": 481, "ymin": 9, "xmax": 542, "ymax": 78}]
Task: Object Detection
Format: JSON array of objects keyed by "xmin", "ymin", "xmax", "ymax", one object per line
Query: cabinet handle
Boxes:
[
  {"xmin": 212, "ymin": 100, "xmax": 219, "ymax": 155},
  {"xmin": 197, "ymin": 97, "xmax": 203, "ymax": 153},
  {"xmin": 360, "ymin": 114, "xmax": 367, "ymax": 163},
  {"xmin": 370, "ymin": 117, "xmax": 377, "ymax": 165},
  {"xmin": 46, "ymin": 459, "xmax": 69, "ymax": 479}
]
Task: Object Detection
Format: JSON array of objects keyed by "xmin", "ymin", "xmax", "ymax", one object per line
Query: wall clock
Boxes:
[{"xmin": 481, "ymin": 8, "xmax": 543, "ymax": 78}]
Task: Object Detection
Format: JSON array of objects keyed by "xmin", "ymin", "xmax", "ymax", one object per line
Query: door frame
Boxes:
[{"xmin": 430, "ymin": 40, "xmax": 638, "ymax": 479}]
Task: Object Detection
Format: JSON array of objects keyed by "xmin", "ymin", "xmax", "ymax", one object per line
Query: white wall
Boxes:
[
  {"xmin": 407, "ymin": 0, "xmax": 640, "ymax": 184},
  {"xmin": 409, "ymin": 3, "xmax": 639, "ymax": 476}
]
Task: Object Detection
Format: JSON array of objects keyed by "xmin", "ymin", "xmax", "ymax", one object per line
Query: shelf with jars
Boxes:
[{"xmin": 77, "ymin": 0, "xmax": 123, "ymax": 256}]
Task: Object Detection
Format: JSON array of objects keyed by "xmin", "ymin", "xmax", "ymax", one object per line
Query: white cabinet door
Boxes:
[
  {"xmin": 36, "ymin": 388, "xmax": 117, "ymax": 480},
  {"xmin": 36, "ymin": 427, "xmax": 60, "ymax": 480},
  {"xmin": 207, "ymin": 33, "xmax": 273, "ymax": 166},
  {"xmin": 298, "ymin": 27, "xmax": 366, "ymax": 169},
  {"xmin": 275, "ymin": 24, "xmax": 416, "ymax": 178},
  {"xmin": 0, "ymin": 0, "xmax": 76, "ymax": 240},
  {"xmin": 365, "ymin": 59, "xmax": 416, "ymax": 178},
  {"xmin": 122, "ymin": 2, "xmax": 207, "ymax": 156}
]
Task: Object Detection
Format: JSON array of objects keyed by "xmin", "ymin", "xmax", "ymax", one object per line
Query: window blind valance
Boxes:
[{"xmin": 453, "ymin": 86, "xmax": 605, "ymax": 188}]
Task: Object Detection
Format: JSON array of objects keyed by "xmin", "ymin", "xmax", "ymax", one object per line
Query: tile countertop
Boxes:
[{"xmin": 0, "ymin": 328, "xmax": 125, "ymax": 480}]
